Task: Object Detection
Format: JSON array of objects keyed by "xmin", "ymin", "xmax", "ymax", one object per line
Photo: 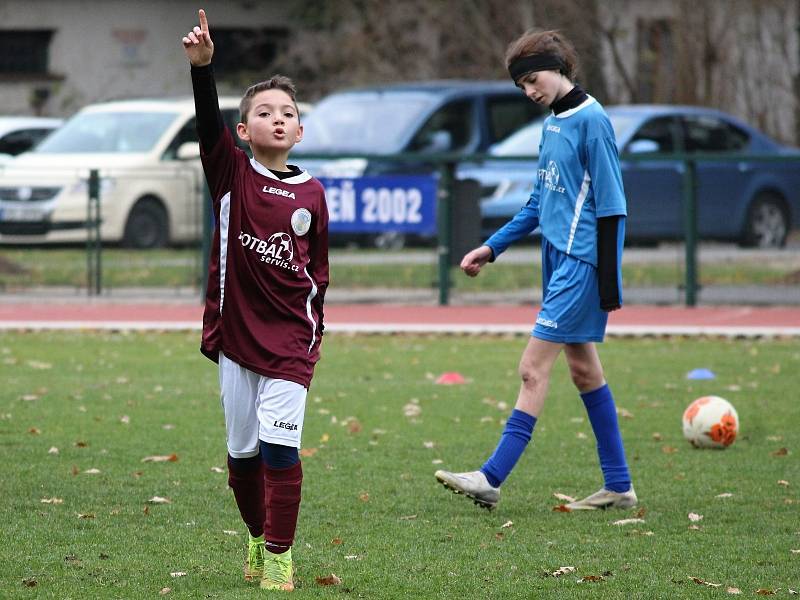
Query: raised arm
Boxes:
[{"xmin": 182, "ymin": 9, "xmax": 224, "ymax": 154}]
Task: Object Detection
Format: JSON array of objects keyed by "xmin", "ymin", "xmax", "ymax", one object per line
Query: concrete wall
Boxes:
[{"xmin": 0, "ymin": 0, "xmax": 292, "ymax": 117}]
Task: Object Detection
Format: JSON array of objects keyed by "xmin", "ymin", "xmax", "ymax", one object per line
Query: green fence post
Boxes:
[
  {"xmin": 682, "ymin": 159, "xmax": 698, "ymax": 307},
  {"xmin": 201, "ymin": 182, "xmax": 212, "ymax": 302},
  {"xmin": 87, "ymin": 169, "xmax": 101, "ymax": 296},
  {"xmin": 437, "ymin": 160, "xmax": 455, "ymax": 306}
]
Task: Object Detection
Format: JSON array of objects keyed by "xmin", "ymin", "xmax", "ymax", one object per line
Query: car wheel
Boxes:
[
  {"xmin": 123, "ymin": 197, "xmax": 169, "ymax": 249},
  {"xmin": 740, "ymin": 192, "xmax": 789, "ymax": 248}
]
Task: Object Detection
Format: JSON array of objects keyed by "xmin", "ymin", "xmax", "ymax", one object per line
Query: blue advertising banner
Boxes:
[{"xmin": 320, "ymin": 175, "xmax": 438, "ymax": 234}]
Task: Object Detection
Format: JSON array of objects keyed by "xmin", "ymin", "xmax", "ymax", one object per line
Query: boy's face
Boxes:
[
  {"xmin": 517, "ymin": 69, "xmax": 567, "ymax": 106},
  {"xmin": 236, "ymin": 89, "xmax": 303, "ymax": 153}
]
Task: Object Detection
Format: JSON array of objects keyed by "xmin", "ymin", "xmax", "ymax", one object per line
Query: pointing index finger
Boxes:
[{"xmin": 199, "ymin": 8, "xmax": 209, "ymax": 34}]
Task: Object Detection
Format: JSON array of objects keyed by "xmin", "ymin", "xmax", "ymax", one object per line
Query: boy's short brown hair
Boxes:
[
  {"xmin": 505, "ymin": 29, "xmax": 579, "ymax": 81},
  {"xmin": 239, "ymin": 75, "xmax": 298, "ymax": 123}
]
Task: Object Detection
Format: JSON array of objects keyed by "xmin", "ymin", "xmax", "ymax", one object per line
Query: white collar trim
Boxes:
[
  {"xmin": 553, "ymin": 95, "xmax": 596, "ymax": 119},
  {"xmin": 250, "ymin": 157, "xmax": 312, "ymax": 184}
]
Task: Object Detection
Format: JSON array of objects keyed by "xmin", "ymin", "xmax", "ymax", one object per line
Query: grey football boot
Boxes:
[
  {"xmin": 565, "ymin": 486, "xmax": 638, "ymax": 511},
  {"xmin": 435, "ymin": 469, "xmax": 500, "ymax": 510}
]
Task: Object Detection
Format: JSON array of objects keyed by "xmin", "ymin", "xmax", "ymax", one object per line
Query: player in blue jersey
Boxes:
[{"xmin": 435, "ymin": 29, "xmax": 636, "ymax": 511}]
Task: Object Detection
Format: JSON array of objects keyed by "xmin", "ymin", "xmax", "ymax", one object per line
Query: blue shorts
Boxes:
[{"xmin": 532, "ymin": 239, "xmax": 608, "ymax": 343}]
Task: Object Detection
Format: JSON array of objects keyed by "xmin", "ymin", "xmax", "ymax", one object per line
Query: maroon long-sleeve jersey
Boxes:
[{"xmin": 200, "ymin": 126, "xmax": 329, "ymax": 388}]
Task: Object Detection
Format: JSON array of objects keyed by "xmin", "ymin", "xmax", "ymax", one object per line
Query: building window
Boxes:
[
  {"xmin": 211, "ymin": 28, "xmax": 288, "ymax": 77},
  {"xmin": 0, "ymin": 31, "xmax": 54, "ymax": 75},
  {"xmin": 637, "ymin": 19, "xmax": 675, "ymax": 103}
]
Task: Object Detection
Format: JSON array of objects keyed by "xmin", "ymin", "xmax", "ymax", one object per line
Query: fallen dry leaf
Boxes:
[
  {"xmin": 320, "ymin": 433, "xmax": 330, "ymax": 443},
  {"xmin": 147, "ymin": 496, "xmax": 171, "ymax": 504},
  {"xmin": 120, "ymin": 415, "xmax": 130, "ymax": 424},
  {"xmin": 28, "ymin": 427, "xmax": 41, "ymax": 435},
  {"xmin": 662, "ymin": 445, "xmax": 678, "ymax": 454},
  {"xmin": 726, "ymin": 587, "xmax": 742, "ymax": 594},
  {"xmin": 613, "ymin": 518, "xmax": 645, "ymax": 526},
  {"xmin": 358, "ymin": 492, "xmax": 369, "ymax": 502},
  {"xmin": 141, "ymin": 454, "xmax": 178, "ymax": 463},
  {"xmin": 170, "ymin": 572, "xmax": 187, "ymax": 578},
  {"xmin": 403, "ymin": 402, "xmax": 421, "ymax": 418},
  {"xmin": 48, "ymin": 447, "xmax": 59, "ymax": 455},
  {"xmin": 552, "ymin": 505, "xmax": 572, "ymax": 512},
  {"xmin": 772, "ymin": 447, "xmax": 789, "ymax": 456},
  {"xmin": 83, "ymin": 468, "xmax": 101, "ymax": 474},
  {"xmin": 688, "ymin": 525, "xmax": 702, "ymax": 530},
  {"xmin": 159, "ymin": 588, "xmax": 171, "ymax": 595},
  {"xmin": 791, "ymin": 549, "xmax": 800, "ymax": 554},
  {"xmin": 716, "ymin": 493, "xmax": 734, "ymax": 498},
  {"xmin": 501, "ymin": 520, "xmax": 513, "ymax": 529},
  {"xmin": 755, "ymin": 589, "xmax": 777, "ymax": 596},
  {"xmin": 299, "ymin": 447, "xmax": 318, "ymax": 458},
  {"xmin": 22, "ymin": 577, "xmax": 37, "ymax": 587},
  {"xmin": 617, "ymin": 408, "xmax": 634, "ymax": 419},
  {"xmin": 346, "ymin": 418, "xmax": 362, "ymax": 434},
  {"xmin": 551, "ymin": 566, "xmax": 575, "ymax": 577},
  {"xmin": 634, "ymin": 507, "xmax": 647, "ymax": 519},
  {"xmin": 345, "ymin": 555, "xmax": 359, "ymax": 560},
  {"xmin": 210, "ymin": 466, "xmax": 224, "ymax": 473},
  {"xmin": 222, "ymin": 530, "xmax": 238, "ymax": 536},
  {"xmin": 40, "ymin": 497, "xmax": 63, "ymax": 504},
  {"xmin": 331, "ymin": 538, "xmax": 343, "ymax": 545},
  {"xmin": 652, "ymin": 432, "xmax": 663, "ymax": 441},
  {"xmin": 553, "ymin": 492, "xmax": 576, "ymax": 502},
  {"xmin": 315, "ymin": 573, "xmax": 342, "ymax": 586},
  {"xmin": 688, "ymin": 512, "xmax": 704, "ymax": 522},
  {"xmin": 399, "ymin": 514, "xmax": 417, "ymax": 521},
  {"xmin": 579, "ymin": 575, "xmax": 605, "ymax": 582},
  {"xmin": 689, "ymin": 576, "xmax": 721, "ymax": 588},
  {"xmin": 778, "ymin": 480, "xmax": 790, "ymax": 487},
  {"xmin": 77, "ymin": 513, "xmax": 95, "ymax": 519},
  {"xmin": 75, "ymin": 441, "xmax": 89, "ymax": 448}
]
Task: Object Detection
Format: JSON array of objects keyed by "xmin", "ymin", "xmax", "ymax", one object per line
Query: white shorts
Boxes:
[{"xmin": 218, "ymin": 352, "xmax": 307, "ymax": 458}]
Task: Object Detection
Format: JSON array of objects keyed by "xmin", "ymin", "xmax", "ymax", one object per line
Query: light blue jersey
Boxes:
[{"xmin": 486, "ymin": 96, "xmax": 626, "ymax": 267}]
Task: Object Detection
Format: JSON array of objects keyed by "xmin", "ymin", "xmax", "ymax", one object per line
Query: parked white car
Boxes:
[
  {"xmin": 0, "ymin": 98, "xmax": 311, "ymax": 247},
  {"xmin": 0, "ymin": 116, "xmax": 63, "ymax": 166}
]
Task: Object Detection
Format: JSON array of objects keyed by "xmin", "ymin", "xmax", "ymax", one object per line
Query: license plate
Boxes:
[{"xmin": 0, "ymin": 206, "xmax": 47, "ymax": 222}]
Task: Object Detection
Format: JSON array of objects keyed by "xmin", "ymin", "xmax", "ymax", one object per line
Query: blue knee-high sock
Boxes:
[
  {"xmin": 581, "ymin": 384, "xmax": 631, "ymax": 493},
  {"xmin": 480, "ymin": 409, "xmax": 536, "ymax": 488}
]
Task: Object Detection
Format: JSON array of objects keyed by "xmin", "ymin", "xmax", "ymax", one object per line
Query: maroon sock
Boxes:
[
  {"xmin": 227, "ymin": 454, "xmax": 265, "ymax": 538},
  {"xmin": 264, "ymin": 461, "xmax": 303, "ymax": 554}
]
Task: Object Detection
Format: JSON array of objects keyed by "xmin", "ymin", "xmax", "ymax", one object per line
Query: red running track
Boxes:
[{"xmin": 0, "ymin": 302, "xmax": 798, "ymax": 335}]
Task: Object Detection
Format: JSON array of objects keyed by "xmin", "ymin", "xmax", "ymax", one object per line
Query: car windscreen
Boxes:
[
  {"xmin": 35, "ymin": 111, "xmax": 179, "ymax": 153},
  {"xmin": 490, "ymin": 113, "xmax": 639, "ymax": 157},
  {"xmin": 295, "ymin": 92, "xmax": 436, "ymax": 154}
]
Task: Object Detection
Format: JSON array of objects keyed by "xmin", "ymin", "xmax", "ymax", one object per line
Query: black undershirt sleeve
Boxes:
[
  {"xmin": 190, "ymin": 64, "xmax": 225, "ymax": 153},
  {"xmin": 597, "ymin": 215, "xmax": 621, "ymax": 311}
]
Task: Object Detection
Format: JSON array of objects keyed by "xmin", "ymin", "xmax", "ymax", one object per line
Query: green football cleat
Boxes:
[
  {"xmin": 244, "ymin": 533, "xmax": 265, "ymax": 582},
  {"xmin": 261, "ymin": 547, "xmax": 294, "ymax": 592}
]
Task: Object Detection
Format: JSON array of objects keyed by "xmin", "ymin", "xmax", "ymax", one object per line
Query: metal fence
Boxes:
[{"xmin": 0, "ymin": 153, "xmax": 797, "ymax": 306}]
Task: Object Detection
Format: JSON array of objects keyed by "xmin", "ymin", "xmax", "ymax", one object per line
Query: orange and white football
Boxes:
[{"xmin": 682, "ymin": 396, "xmax": 739, "ymax": 449}]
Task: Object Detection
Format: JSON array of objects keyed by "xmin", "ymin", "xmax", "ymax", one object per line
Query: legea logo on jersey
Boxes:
[
  {"xmin": 540, "ymin": 160, "xmax": 566, "ymax": 194},
  {"xmin": 238, "ymin": 230, "xmax": 300, "ymax": 272},
  {"xmin": 262, "ymin": 185, "xmax": 296, "ymax": 200}
]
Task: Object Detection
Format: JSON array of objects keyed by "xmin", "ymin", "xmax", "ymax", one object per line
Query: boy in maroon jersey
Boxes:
[{"xmin": 183, "ymin": 9, "xmax": 328, "ymax": 592}]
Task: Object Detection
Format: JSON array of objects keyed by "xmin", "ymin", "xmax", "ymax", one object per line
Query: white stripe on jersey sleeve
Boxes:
[
  {"xmin": 566, "ymin": 171, "xmax": 591, "ymax": 255},
  {"xmin": 219, "ymin": 192, "xmax": 232, "ymax": 313},
  {"xmin": 302, "ymin": 267, "xmax": 318, "ymax": 354}
]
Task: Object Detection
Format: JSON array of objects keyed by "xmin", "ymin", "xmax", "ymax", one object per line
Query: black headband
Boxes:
[{"xmin": 508, "ymin": 54, "xmax": 565, "ymax": 82}]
